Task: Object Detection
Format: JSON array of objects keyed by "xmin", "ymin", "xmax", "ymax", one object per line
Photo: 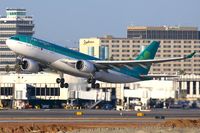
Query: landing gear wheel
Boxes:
[
  {"xmin": 64, "ymin": 83, "xmax": 69, "ymax": 88},
  {"xmin": 60, "ymin": 83, "xmax": 65, "ymax": 88},
  {"xmin": 95, "ymin": 83, "xmax": 100, "ymax": 88},
  {"xmin": 87, "ymin": 77, "xmax": 96, "ymax": 84},
  {"xmin": 56, "ymin": 78, "xmax": 61, "ymax": 84},
  {"xmin": 57, "ymin": 78, "xmax": 68, "ymax": 88},
  {"xmin": 60, "ymin": 78, "xmax": 65, "ymax": 84}
]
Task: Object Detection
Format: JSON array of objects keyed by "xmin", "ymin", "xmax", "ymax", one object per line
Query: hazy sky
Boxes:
[{"xmin": 0, "ymin": 0, "xmax": 199, "ymax": 47}]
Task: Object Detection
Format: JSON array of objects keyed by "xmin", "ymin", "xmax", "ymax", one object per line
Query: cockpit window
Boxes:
[{"xmin": 10, "ymin": 37, "xmax": 20, "ymax": 40}]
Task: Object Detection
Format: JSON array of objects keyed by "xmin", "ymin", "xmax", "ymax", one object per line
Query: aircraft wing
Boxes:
[
  {"xmin": 61, "ymin": 52, "xmax": 195, "ymax": 70},
  {"xmin": 94, "ymin": 52, "xmax": 196, "ymax": 66}
]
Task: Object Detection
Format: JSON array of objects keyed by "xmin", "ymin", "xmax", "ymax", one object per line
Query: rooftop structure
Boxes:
[{"xmin": 127, "ymin": 26, "xmax": 200, "ymax": 40}]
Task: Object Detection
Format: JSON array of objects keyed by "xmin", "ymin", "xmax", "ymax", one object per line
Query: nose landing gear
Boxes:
[{"xmin": 56, "ymin": 78, "xmax": 69, "ymax": 88}]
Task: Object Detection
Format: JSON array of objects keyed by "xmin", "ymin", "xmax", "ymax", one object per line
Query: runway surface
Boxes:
[{"xmin": 0, "ymin": 109, "xmax": 200, "ymax": 123}]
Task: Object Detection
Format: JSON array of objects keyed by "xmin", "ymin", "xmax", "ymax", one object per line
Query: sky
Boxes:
[{"xmin": 0, "ymin": 0, "xmax": 199, "ymax": 47}]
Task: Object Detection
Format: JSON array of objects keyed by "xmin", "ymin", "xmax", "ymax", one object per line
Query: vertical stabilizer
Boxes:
[{"xmin": 133, "ymin": 41, "xmax": 160, "ymax": 75}]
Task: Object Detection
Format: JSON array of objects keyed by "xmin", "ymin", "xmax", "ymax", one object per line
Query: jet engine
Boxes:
[
  {"xmin": 75, "ymin": 60, "xmax": 96, "ymax": 73},
  {"xmin": 20, "ymin": 58, "xmax": 41, "ymax": 73}
]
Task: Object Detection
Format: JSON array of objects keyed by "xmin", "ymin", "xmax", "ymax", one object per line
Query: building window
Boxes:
[
  {"xmin": 174, "ymin": 50, "xmax": 181, "ymax": 53},
  {"xmin": 111, "ymin": 50, "xmax": 119, "ymax": 52},
  {"xmin": 199, "ymin": 82, "xmax": 200, "ymax": 95},
  {"xmin": 112, "ymin": 40, "xmax": 120, "ymax": 43},
  {"xmin": 184, "ymin": 64, "xmax": 191, "ymax": 67},
  {"xmin": 179, "ymin": 81, "xmax": 182, "ymax": 90},
  {"xmin": 132, "ymin": 40, "xmax": 140, "ymax": 43},
  {"xmin": 174, "ymin": 45, "xmax": 181, "ymax": 48},
  {"xmin": 36, "ymin": 88, "xmax": 40, "ymax": 95},
  {"xmin": 163, "ymin": 50, "xmax": 171, "ymax": 53},
  {"xmin": 122, "ymin": 54, "xmax": 129, "ymax": 57},
  {"xmin": 174, "ymin": 64, "xmax": 181, "ymax": 67},
  {"xmin": 163, "ymin": 41, "xmax": 171, "ymax": 43},
  {"xmin": 112, "ymin": 45, "xmax": 119, "ymax": 48},
  {"xmin": 164, "ymin": 69, "xmax": 171, "ymax": 71},
  {"xmin": 187, "ymin": 81, "xmax": 190, "ymax": 94},
  {"xmin": 112, "ymin": 54, "xmax": 119, "ymax": 57},
  {"xmin": 193, "ymin": 81, "xmax": 196, "ymax": 95},
  {"xmin": 122, "ymin": 50, "xmax": 129, "ymax": 52},
  {"xmin": 101, "ymin": 40, "xmax": 109, "ymax": 43},
  {"xmin": 163, "ymin": 64, "xmax": 171, "ymax": 67},
  {"xmin": 163, "ymin": 55, "xmax": 171, "ymax": 57},
  {"xmin": 174, "ymin": 41, "xmax": 181, "ymax": 43},
  {"xmin": 122, "ymin": 45, "xmax": 129, "ymax": 48},
  {"xmin": 132, "ymin": 45, "xmax": 140, "ymax": 48},
  {"xmin": 184, "ymin": 50, "xmax": 191, "ymax": 53},
  {"xmin": 0, "ymin": 87, "xmax": 13, "ymax": 95},
  {"xmin": 184, "ymin": 41, "xmax": 191, "ymax": 43},
  {"xmin": 41, "ymin": 88, "xmax": 45, "ymax": 96},
  {"xmin": 122, "ymin": 40, "xmax": 130, "ymax": 43},
  {"xmin": 184, "ymin": 45, "xmax": 191, "ymax": 48},
  {"xmin": 194, "ymin": 45, "xmax": 200, "ymax": 48},
  {"xmin": 132, "ymin": 50, "xmax": 140, "ymax": 52},
  {"xmin": 163, "ymin": 45, "xmax": 171, "ymax": 48},
  {"xmin": 46, "ymin": 88, "xmax": 50, "ymax": 95},
  {"xmin": 173, "ymin": 55, "xmax": 181, "ymax": 57}
]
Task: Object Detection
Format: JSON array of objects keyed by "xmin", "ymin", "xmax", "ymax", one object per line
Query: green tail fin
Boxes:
[
  {"xmin": 136, "ymin": 41, "xmax": 160, "ymax": 60},
  {"xmin": 133, "ymin": 41, "xmax": 160, "ymax": 75}
]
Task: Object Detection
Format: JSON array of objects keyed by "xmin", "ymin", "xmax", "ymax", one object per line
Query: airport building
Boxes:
[
  {"xmin": 0, "ymin": 73, "xmax": 113, "ymax": 109},
  {"xmin": 79, "ymin": 26, "xmax": 200, "ymax": 75},
  {"xmin": 0, "ymin": 72, "xmax": 200, "ymax": 109},
  {"xmin": 0, "ymin": 8, "xmax": 34, "ymax": 72}
]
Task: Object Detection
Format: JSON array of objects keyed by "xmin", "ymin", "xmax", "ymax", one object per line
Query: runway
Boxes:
[{"xmin": 0, "ymin": 109, "xmax": 200, "ymax": 123}]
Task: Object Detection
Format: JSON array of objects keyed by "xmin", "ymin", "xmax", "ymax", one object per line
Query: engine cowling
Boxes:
[
  {"xmin": 75, "ymin": 60, "xmax": 96, "ymax": 73},
  {"xmin": 20, "ymin": 58, "xmax": 41, "ymax": 73}
]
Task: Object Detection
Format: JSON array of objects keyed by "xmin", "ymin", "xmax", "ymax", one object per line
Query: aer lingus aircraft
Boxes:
[{"xmin": 6, "ymin": 35, "xmax": 195, "ymax": 88}]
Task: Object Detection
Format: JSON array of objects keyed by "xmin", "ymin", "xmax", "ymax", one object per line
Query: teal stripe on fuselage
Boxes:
[
  {"xmin": 10, "ymin": 35, "xmax": 143, "ymax": 80},
  {"xmin": 12, "ymin": 35, "xmax": 99, "ymax": 60}
]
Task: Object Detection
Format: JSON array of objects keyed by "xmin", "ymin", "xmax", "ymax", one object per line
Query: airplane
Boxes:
[{"xmin": 6, "ymin": 35, "xmax": 196, "ymax": 88}]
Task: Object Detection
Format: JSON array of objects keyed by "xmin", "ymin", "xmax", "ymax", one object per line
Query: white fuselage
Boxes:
[{"xmin": 6, "ymin": 39, "xmax": 140, "ymax": 83}]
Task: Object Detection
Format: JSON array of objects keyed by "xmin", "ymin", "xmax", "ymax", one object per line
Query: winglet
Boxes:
[{"xmin": 186, "ymin": 51, "xmax": 196, "ymax": 58}]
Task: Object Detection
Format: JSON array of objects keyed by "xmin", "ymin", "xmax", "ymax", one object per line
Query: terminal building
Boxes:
[
  {"xmin": 79, "ymin": 26, "xmax": 200, "ymax": 75},
  {"xmin": 0, "ymin": 8, "xmax": 34, "ymax": 72},
  {"xmin": 0, "ymin": 73, "xmax": 113, "ymax": 109},
  {"xmin": 0, "ymin": 73, "xmax": 200, "ymax": 109}
]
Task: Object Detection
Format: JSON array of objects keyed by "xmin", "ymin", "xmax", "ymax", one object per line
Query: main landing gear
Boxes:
[
  {"xmin": 87, "ymin": 77, "xmax": 100, "ymax": 88},
  {"xmin": 56, "ymin": 78, "xmax": 69, "ymax": 88}
]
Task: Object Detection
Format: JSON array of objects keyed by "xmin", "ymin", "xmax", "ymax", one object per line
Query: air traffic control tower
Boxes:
[{"xmin": 0, "ymin": 8, "xmax": 34, "ymax": 72}]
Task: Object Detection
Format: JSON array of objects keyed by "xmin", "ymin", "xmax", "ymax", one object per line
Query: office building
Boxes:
[
  {"xmin": 0, "ymin": 8, "xmax": 34, "ymax": 72},
  {"xmin": 127, "ymin": 26, "xmax": 200, "ymax": 40},
  {"xmin": 79, "ymin": 35, "xmax": 200, "ymax": 75}
]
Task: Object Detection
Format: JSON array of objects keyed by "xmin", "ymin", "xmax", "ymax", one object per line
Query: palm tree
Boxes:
[
  {"xmin": 5, "ymin": 65, "xmax": 10, "ymax": 73},
  {"xmin": 14, "ymin": 63, "xmax": 21, "ymax": 73}
]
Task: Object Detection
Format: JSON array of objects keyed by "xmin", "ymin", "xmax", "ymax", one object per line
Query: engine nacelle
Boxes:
[
  {"xmin": 75, "ymin": 60, "xmax": 96, "ymax": 73},
  {"xmin": 20, "ymin": 58, "xmax": 41, "ymax": 73}
]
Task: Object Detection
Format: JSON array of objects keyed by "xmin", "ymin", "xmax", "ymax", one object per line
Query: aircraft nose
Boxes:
[
  {"xmin": 6, "ymin": 38, "xmax": 14, "ymax": 50},
  {"xmin": 6, "ymin": 39, "xmax": 10, "ymax": 46}
]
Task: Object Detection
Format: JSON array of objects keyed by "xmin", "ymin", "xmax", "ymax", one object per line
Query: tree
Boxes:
[
  {"xmin": 109, "ymin": 55, "xmax": 114, "ymax": 61},
  {"xmin": 177, "ymin": 69, "xmax": 186, "ymax": 75},
  {"xmin": 5, "ymin": 65, "xmax": 10, "ymax": 73},
  {"xmin": 14, "ymin": 63, "xmax": 21, "ymax": 73}
]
